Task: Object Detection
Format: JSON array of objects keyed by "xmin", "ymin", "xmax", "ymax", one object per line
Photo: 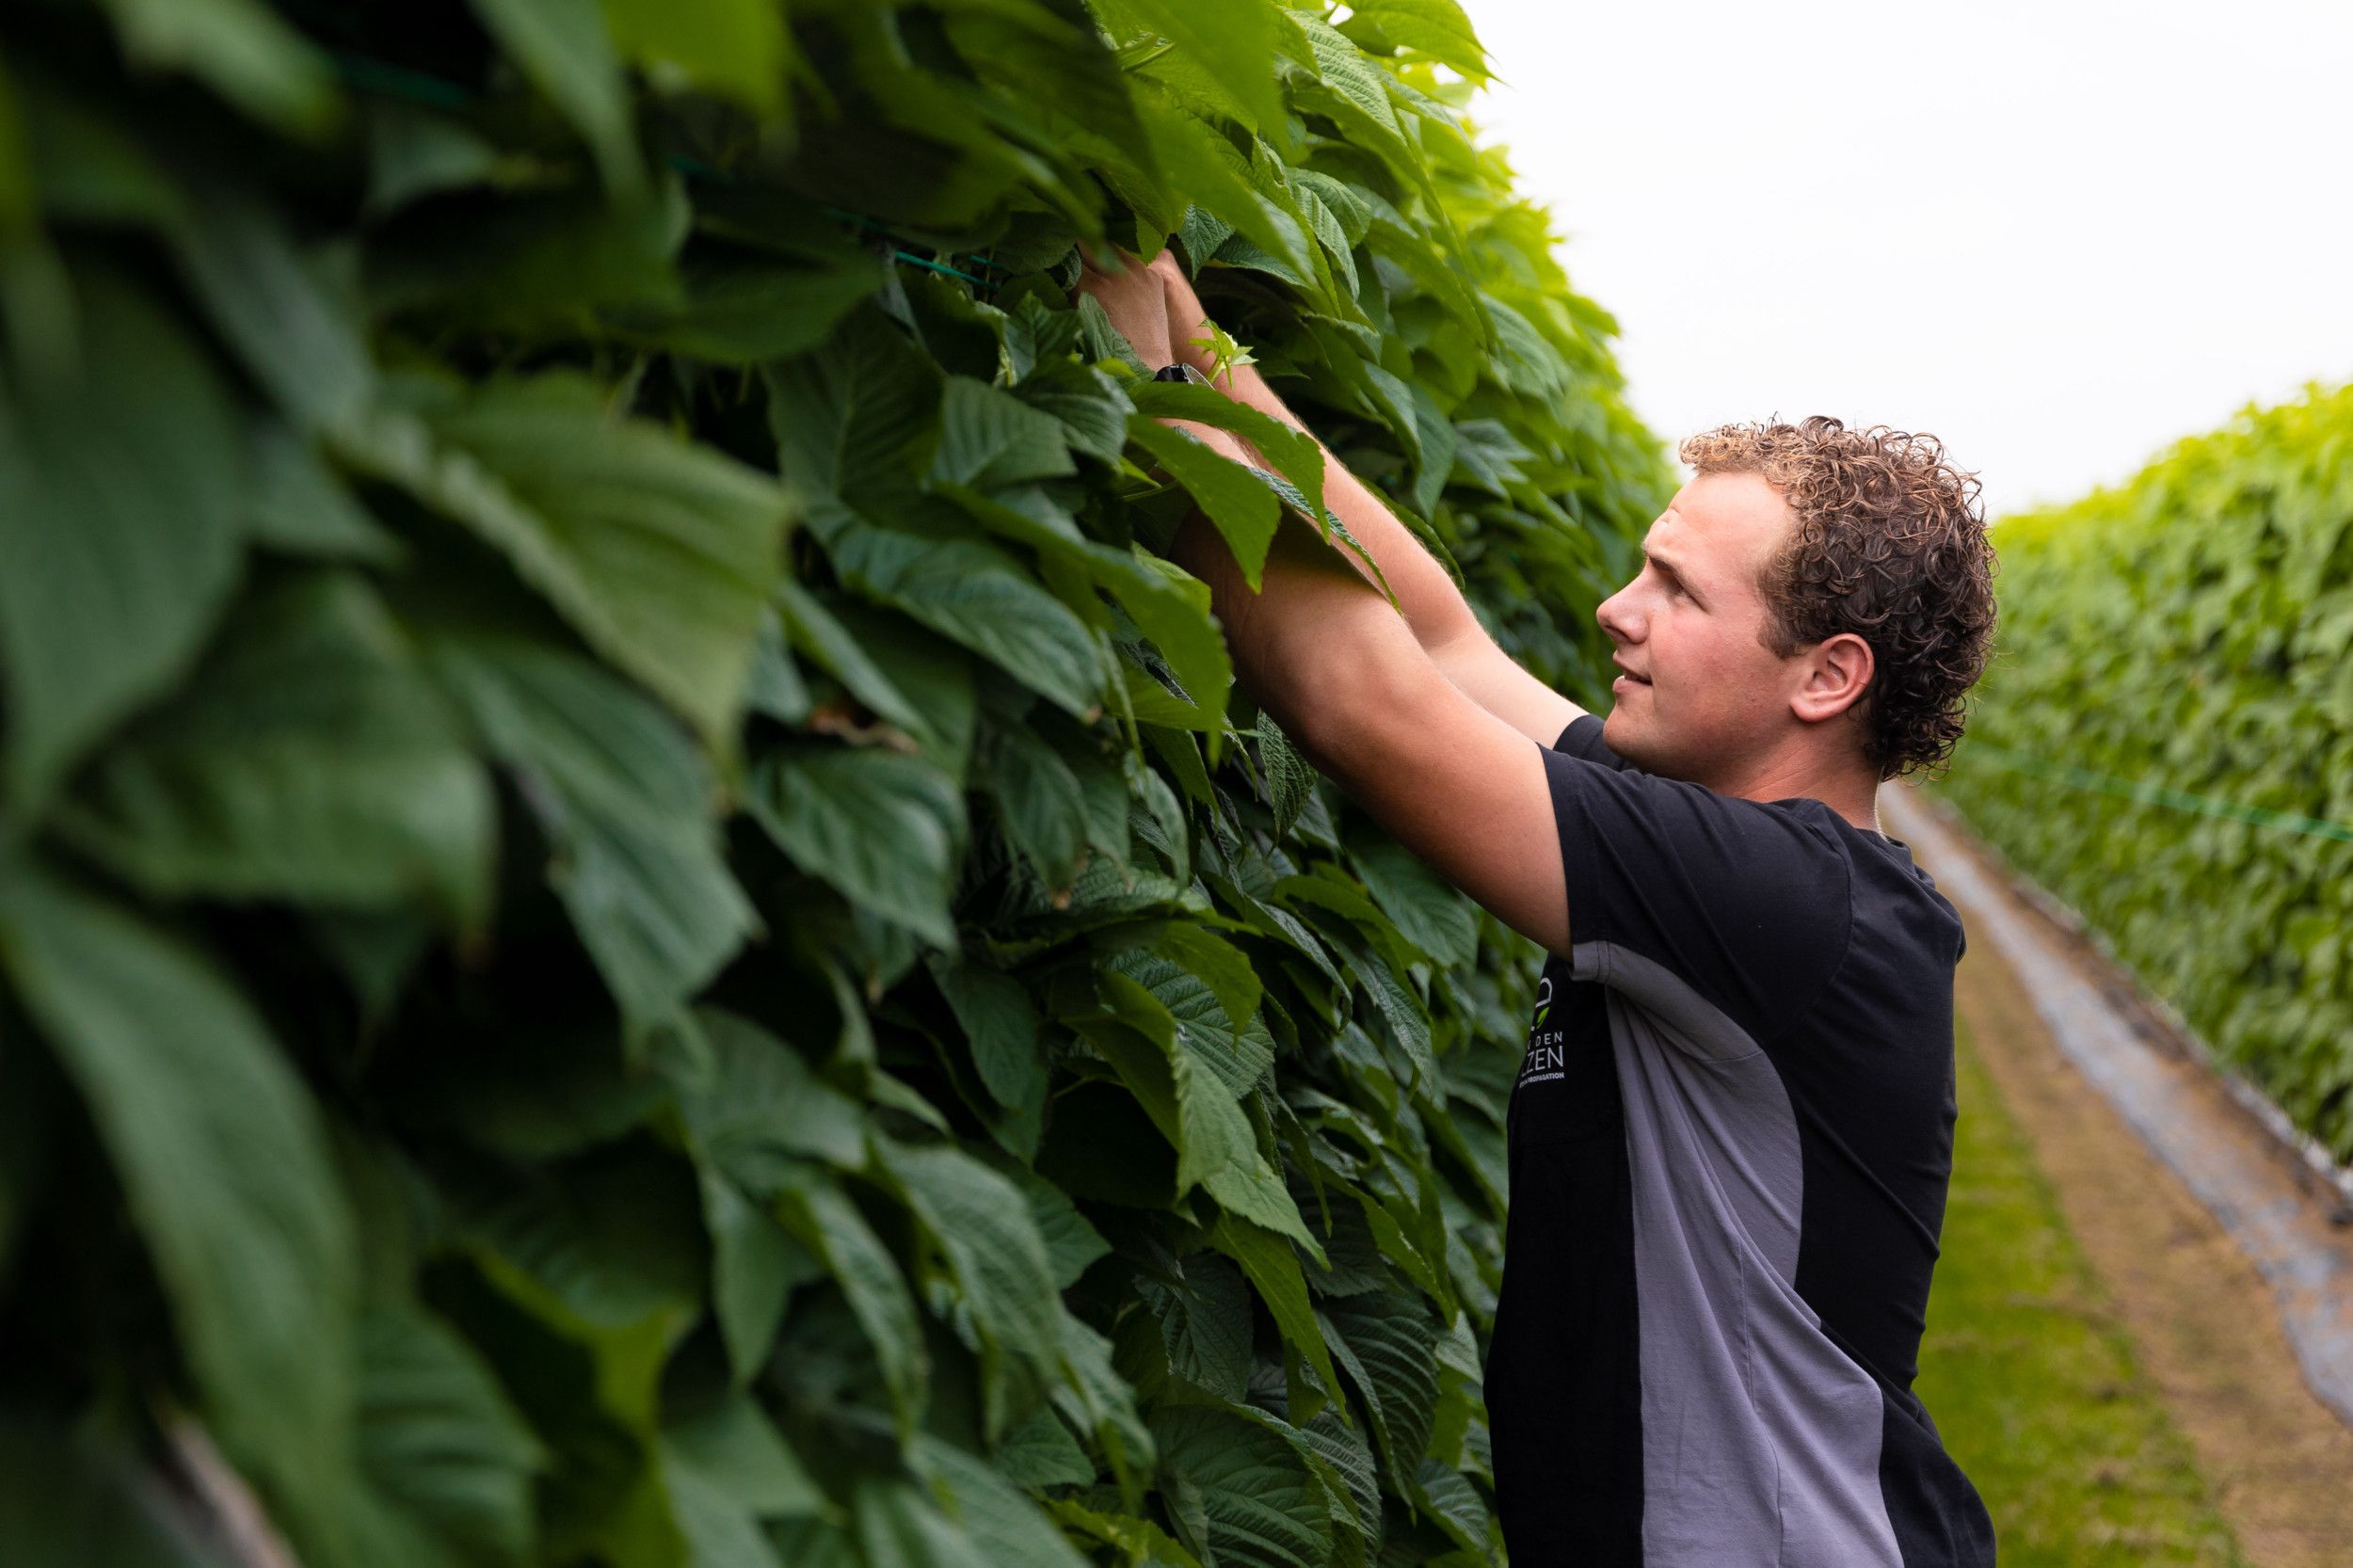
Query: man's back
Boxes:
[{"xmin": 1484, "ymin": 714, "xmax": 1995, "ymax": 1567}]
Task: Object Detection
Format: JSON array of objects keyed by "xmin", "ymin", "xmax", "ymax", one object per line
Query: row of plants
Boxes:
[
  {"xmin": 0, "ymin": 1, "xmax": 1675, "ymax": 1565},
  {"xmin": 1930, "ymin": 376, "xmax": 2353, "ymax": 1162}
]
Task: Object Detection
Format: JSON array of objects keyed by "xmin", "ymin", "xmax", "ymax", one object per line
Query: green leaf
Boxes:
[
  {"xmin": 996, "ymin": 1407, "xmax": 1096, "ymax": 1490},
  {"xmin": 0, "ymin": 860, "xmax": 358, "ymax": 1550},
  {"xmin": 0, "ymin": 263, "xmax": 248, "ymax": 813},
  {"xmin": 469, "ymin": 0, "xmax": 642, "ymax": 191},
  {"xmin": 55, "ymin": 571, "xmax": 497, "ymax": 932},
  {"xmin": 763, "ymin": 306, "xmax": 944, "ymax": 514},
  {"xmin": 662, "ymin": 1394, "xmax": 825, "ymax": 1568},
  {"xmin": 168, "ymin": 176, "xmax": 375, "ymax": 437},
  {"xmin": 351, "ymin": 1305, "xmax": 548, "ymax": 1568},
  {"xmin": 1002, "ymin": 1160, "xmax": 1112, "ymax": 1289},
  {"xmin": 877, "ymin": 1139, "xmax": 1067, "ymax": 1433},
  {"xmin": 1207, "ymin": 1213, "xmax": 1342, "ymax": 1418},
  {"xmin": 1257, "ymin": 714, "xmax": 1316, "ymax": 843},
  {"xmin": 698, "ymin": 1173, "xmax": 794, "ymax": 1386},
  {"xmin": 1148, "ymin": 1406, "xmax": 1336, "ymax": 1568},
  {"xmin": 605, "ymin": 0, "xmax": 794, "ymax": 115},
  {"xmin": 434, "ymin": 1238, "xmax": 691, "ymax": 1568},
  {"xmin": 1139, "ymin": 1249, "xmax": 1253, "ymax": 1401},
  {"xmin": 426, "ymin": 632, "xmax": 759, "ymax": 1037},
  {"xmin": 1319, "ymin": 1294, "xmax": 1439, "ymax": 1495},
  {"xmin": 915, "ymin": 1436, "xmax": 1094, "ymax": 1568},
  {"xmin": 1348, "ymin": 838, "xmax": 1478, "ymax": 969},
  {"xmin": 1085, "ymin": 972, "xmax": 1315, "ymax": 1252},
  {"xmin": 248, "ymin": 423, "xmax": 404, "ymax": 564},
  {"xmin": 981, "ymin": 716, "xmax": 1093, "ymax": 890},
  {"xmin": 749, "ymin": 744, "xmax": 965, "ymax": 948},
  {"xmin": 671, "ymin": 1008, "xmax": 869, "ymax": 1188},
  {"xmin": 926, "ymin": 953, "xmax": 1048, "ymax": 1118},
  {"xmin": 1126, "ymin": 419, "xmax": 1282, "ymax": 589},
  {"xmin": 1131, "ymin": 91, "xmax": 1314, "ymax": 280},
  {"xmin": 1335, "ymin": 0, "xmax": 1490, "ymax": 82},
  {"xmin": 1101, "ymin": 0, "xmax": 1286, "ymax": 136},
  {"xmin": 936, "ymin": 483, "xmax": 1232, "ymax": 729},
  {"xmin": 933, "ymin": 376, "xmax": 1080, "ymax": 489},
  {"xmin": 665, "ymin": 1394, "xmax": 824, "ymax": 1517},
  {"xmin": 1098, "ymin": 944, "xmax": 1269, "ymax": 1089},
  {"xmin": 1127, "ymin": 379, "xmax": 1330, "ymax": 536},
  {"xmin": 367, "ymin": 371, "xmax": 793, "ymax": 742},
  {"xmin": 823, "ymin": 524, "xmax": 1106, "ymax": 720},
  {"xmin": 93, "ymin": 0, "xmax": 341, "ymax": 136},
  {"xmin": 775, "ymin": 1168, "xmax": 928, "ymax": 1435},
  {"xmin": 852, "ymin": 1477, "xmax": 989, "ymax": 1568}
]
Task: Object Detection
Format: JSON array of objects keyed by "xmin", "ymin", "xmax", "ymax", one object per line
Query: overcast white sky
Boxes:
[{"xmin": 1460, "ymin": 0, "xmax": 2353, "ymax": 523}]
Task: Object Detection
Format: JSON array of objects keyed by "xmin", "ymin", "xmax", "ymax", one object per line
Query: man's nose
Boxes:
[{"xmin": 1596, "ymin": 586, "xmax": 1638, "ymax": 642}]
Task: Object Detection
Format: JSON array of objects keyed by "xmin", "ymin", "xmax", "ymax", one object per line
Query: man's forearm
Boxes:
[
  {"xmin": 1161, "ymin": 421, "xmax": 1424, "ymax": 766},
  {"xmin": 1207, "ymin": 361, "xmax": 1487, "ymax": 654},
  {"xmin": 1157, "ymin": 408, "xmax": 1589, "ymax": 748}
]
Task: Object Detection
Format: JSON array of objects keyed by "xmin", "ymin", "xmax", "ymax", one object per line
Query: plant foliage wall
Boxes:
[
  {"xmin": 1931, "ymin": 378, "xmax": 2353, "ymax": 1163},
  {"xmin": 0, "ymin": 2, "xmax": 1674, "ymax": 1563}
]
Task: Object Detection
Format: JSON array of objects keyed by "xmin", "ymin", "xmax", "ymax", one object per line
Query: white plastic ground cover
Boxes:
[{"xmin": 1884, "ymin": 785, "xmax": 2353, "ymax": 1432}]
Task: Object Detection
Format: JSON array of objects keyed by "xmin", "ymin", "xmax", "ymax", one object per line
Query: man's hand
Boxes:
[{"xmin": 1073, "ymin": 244, "xmax": 1183, "ymax": 369}]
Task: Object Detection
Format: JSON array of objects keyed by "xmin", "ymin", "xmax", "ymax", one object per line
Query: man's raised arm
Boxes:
[
  {"xmin": 1155, "ymin": 263, "xmax": 1587, "ymax": 749},
  {"xmin": 1074, "ymin": 247, "xmax": 1574, "ymax": 956}
]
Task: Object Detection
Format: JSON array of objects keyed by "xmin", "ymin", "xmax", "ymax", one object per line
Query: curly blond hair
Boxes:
[{"xmin": 1678, "ymin": 415, "xmax": 1997, "ymax": 781}]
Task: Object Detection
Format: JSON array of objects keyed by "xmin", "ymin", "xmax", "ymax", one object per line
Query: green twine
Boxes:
[{"xmin": 1960, "ymin": 742, "xmax": 2353, "ymax": 845}]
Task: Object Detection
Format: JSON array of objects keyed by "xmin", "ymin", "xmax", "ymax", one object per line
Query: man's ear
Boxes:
[{"xmin": 1790, "ymin": 631, "xmax": 1874, "ymax": 725}]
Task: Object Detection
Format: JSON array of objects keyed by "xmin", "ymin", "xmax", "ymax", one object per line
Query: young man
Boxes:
[{"xmin": 1077, "ymin": 248, "xmax": 2000, "ymax": 1567}]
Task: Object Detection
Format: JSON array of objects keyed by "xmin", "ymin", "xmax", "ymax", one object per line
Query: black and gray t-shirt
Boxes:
[{"xmin": 1484, "ymin": 714, "xmax": 1994, "ymax": 1567}]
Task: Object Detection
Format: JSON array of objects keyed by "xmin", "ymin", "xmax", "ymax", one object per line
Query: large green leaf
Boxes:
[
  {"xmin": 56, "ymin": 572, "xmax": 496, "ymax": 932},
  {"xmin": 605, "ymin": 0, "xmax": 793, "ymax": 116},
  {"xmin": 1207, "ymin": 1214, "xmax": 1342, "ymax": 1421},
  {"xmin": 671, "ymin": 1008, "xmax": 868, "ymax": 1188},
  {"xmin": 1125, "ymin": 418, "xmax": 1282, "ymax": 590},
  {"xmin": 762, "ymin": 306, "xmax": 944, "ymax": 520},
  {"xmin": 351, "ymin": 1305, "xmax": 548, "ymax": 1568},
  {"xmin": 916, "ymin": 1435, "xmax": 1093, "ymax": 1568},
  {"xmin": 932, "ymin": 376, "xmax": 1080, "ymax": 489},
  {"xmin": 877, "ymin": 1138, "xmax": 1066, "ymax": 1433},
  {"xmin": 1348, "ymin": 838, "xmax": 1478, "ymax": 969},
  {"xmin": 92, "ymin": 0, "xmax": 340, "ymax": 136},
  {"xmin": 926, "ymin": 953, "xmax": 1048, "ymax": 1119},
  {"xmin": 822, "ymin": 523, "xmax": 1107, "ymax": 719},
  {"xmin": 661, "ymin": 1393, "xmax": 824, "ymax": 1568},
  {"xmin": 1148, "ymin": 1405, "xmax": 1336, "ymax": 1568},
  {"xmin": 425, "ymin": 632, "xmax": 759, "ymax": 1037},
  {"xmin": 1318, "ymin": 1294, "xmax": 1439, "ymax": 1495},
  {"xmin": 774, "ymin": 1167, "xmax": 928, "ymax": 1437},
  {"xmin": 468, "ymin": 0, "xmax": 641, "ymax": 190},
  {"xmin": 749, "ymin": 744, "xmax": 965, "ymax": 947},
  {"xmin": 0, "ymin": 264, "xmax": 248, "ymax": 813},
  {"xmin": 168, "ymin": 176, "xmax": 375, "ymax": 437},
  {"xmin": 367, "ymin": 371, "xmax": 793, "ymax": 742},
  {"xmin": 1138, "ymin": 1250, "xmax": 1253, "ymax": 1401},
  {"xmin": 0, "ymin": 861, "xmax": 358, "ymax": 1553}
]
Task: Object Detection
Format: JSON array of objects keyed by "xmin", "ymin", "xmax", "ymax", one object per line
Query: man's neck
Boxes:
[{"xmin": 1717, "ymin": 750, "xmax": 1886, "ymax": 839}]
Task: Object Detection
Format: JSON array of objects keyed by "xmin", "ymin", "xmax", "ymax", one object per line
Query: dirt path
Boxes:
[{"xmin": 1888, "ymin": 783, "xmax": 2353, "ymax": 1568}]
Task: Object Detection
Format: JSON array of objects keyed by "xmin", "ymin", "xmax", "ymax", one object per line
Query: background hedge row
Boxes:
[
  {"xmin": 1929, "ymin": 377, "xmax": 2353, "ymax": 1162},
  {"xmin": 0, "ymin": 2, "xmax": 1675, "ymax": 1565}
]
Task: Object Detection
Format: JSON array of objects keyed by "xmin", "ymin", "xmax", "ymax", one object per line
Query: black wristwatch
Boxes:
[{"xmin": 1153, "ymin": 362, "xmax": 1211, "ymax": 384}]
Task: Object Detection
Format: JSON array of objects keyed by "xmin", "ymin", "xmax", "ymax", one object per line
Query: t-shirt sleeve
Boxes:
[{"xmin": 1541, "ymin": 713, "xmax": 1853, "ymax": 1048}]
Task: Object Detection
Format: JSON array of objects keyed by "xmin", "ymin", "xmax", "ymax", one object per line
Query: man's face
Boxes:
[{"xmin": 1594, "ymin": 472, "xmax": 1801, "ymax": 784}]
